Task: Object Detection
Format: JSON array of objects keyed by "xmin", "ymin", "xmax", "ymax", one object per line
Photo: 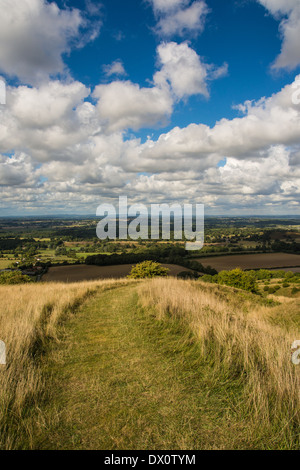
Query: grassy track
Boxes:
[
  {"xmin": 30, "ymin": 284, "xmax": 250, "ymax": 450},
  {"xmin": 2, "ymin": 279, "xmax": 296, "ymax": 450}
]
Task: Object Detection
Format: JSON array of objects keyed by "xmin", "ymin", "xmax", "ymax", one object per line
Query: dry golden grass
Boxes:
[
  {"xmin": 0, "ymin": 276, "xmax": 299, "ymax": 449},
  {"xmin": 0, "ymin": 278, "xmax": 134, "ymax": 449},
  {"xmin": 139, "ymin": 278, "xmax": 300, "ymax": 448}
]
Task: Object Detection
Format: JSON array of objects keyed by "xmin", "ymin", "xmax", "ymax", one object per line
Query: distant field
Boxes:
[
  {"xmin": 0, "ymin": 258, "xmax": 14, "ymax": 269},
  {"xmin": 197, "ymin": 253, "xmax": 300, "ymax": 271},
  {"xmin": 42, "ymin": 264, "xmax": 191, "ymax": 282},
  {"xmin": 269, "ymin": 267, "xmax": 300, "ymax": 273}
]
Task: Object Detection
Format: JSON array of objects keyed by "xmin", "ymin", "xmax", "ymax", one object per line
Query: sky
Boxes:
[{"xmin": 0, "ymin": 0, "xmax": 300, "ymax": 216}]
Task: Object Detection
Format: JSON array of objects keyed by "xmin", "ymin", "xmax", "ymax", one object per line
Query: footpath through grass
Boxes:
[{"xmin": 30, "ymin": 285, "xmax": 263, "ymax": 449}]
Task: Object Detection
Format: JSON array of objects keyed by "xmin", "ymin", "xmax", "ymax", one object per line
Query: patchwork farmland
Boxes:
[
  {"xmin": 42, "ymin": 264, "xmax": 192, "ymax": 283},
  {"xmin": 197, "ymin": 253, "xmax": 300, "ymax": 272}
]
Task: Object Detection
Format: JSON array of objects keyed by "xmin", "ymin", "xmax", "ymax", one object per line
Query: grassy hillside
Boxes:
[
  {"xmin": 0, "ymin": 278, "xmax": 135, "ymax": 449},
  {"xmin": 0, "ymin": 278, "xmax": 299, "ymax": 449}
]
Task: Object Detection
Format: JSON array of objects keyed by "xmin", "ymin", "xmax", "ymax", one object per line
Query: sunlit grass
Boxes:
[
  {"xmin": 0, "ymin": 277, "xmax": 299, "ymax": 449},
  {"xmin": 139, "ymin": 279, "xmax": 300, "ymax": 449},
  {"xmin": 0, "ymin": 278, "xmax": 134, "ymax": 449}
]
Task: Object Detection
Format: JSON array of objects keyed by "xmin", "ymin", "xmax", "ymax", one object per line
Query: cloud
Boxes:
[
  {"xmin": 149, "ymin": 0, "xmax": 208, "ymax": 37},
  {"xmin": 9, "ymin": 81, "xmax": 90, "ymax": 128},
  {"xmin": 218, "ymin": 146, "xmax": 294, "ymax": 196},
  {"xmin": 140, "ymin": 76, "xmax": 300, "ymax": 164},
  {"xmin": 2, "ymin": 76, "xmax": 300, "ymax": 167},
  {"xmin": 93, "ymin": 42, "xmax": 226, "ymax": 132},
  {"xmin": 1, "ymin": 73, "xmax": 300, "ymax": 214},
  {"xmin": 112, "ymin": 31, "xmax": 125, "ymax": 42},
  {"xmin": 0, "ymin": 80, "xmax": 99, "ymax": 161},
  {"xmin": 85, "ymin": 0, "xmax": 103, "ymax": 17},
  {"xmin": 258, "ymin": 0, "xmax": 300, "ymax": 69},
  {"xmin": 257, "ymin": 0, "xmax": 298, "ymax": 16},
  {"xmin": 123, "ymin": 144, "xmax": 300, "ymax": 212},
  {"xmin": 103, "ymin": 60, "xmax": 127, "ymax": 77},
  {"xmin": 0, "ymin": 0, "xmax": 101, "ymax": 84},
  {"xmin": 150, "ymin": 0, "xmax": 189, "ymax": 13},
  {"xmin": 0, "ymin": 152, "xmax": 38, "ymax": 187},
  {"xmin": 2, "ymin": 75, "xmax": 300, "ymax": 167},
  {"xmin": 154, "ymin": 42, "xmax": 228, "ymax": 99},
  {"xmin": 93, "ymin": 80, "xmax": 173, "ymax": 132}
]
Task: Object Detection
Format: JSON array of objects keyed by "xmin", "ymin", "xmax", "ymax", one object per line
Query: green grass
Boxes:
[
  {"xmin": 77, "ymin": 252, "xmax": 103, "ymax": 257},
  {"xmin": 37, "ymin": 249, "xmax": 105, "ymax": 263},
  {"xmin": 0, "ymin": 255, "xmax": 17, "ymax": 269},
  {"xmin": 25, "ymin": 284, "xmax": 251, "ymax": 450},
  {"xmin": 0, "ymin": 259, "xmax": 13, "ymax": 269}
]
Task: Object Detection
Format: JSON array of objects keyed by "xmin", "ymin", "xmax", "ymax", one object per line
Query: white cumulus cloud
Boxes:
[
  {"xmin": 1, "ymin": 72, "xmax": 300, "ymax": 213},
  {"xmin": 103, "ymin": 60, "xmax": 127, "ymax": 77},
  {"xmin": 0, "ymin": 0, "xmax": 100, "ymax": 84},
  {"xmin": 93, "ymin": 80, "xmax": 173, "ymax": 132},
  {"xmin": 149, "ymin": 0, "xmax": 208, "ymax": 37},
  {"xmin": 150, "ymin": 0, "xmax": 189, "ymax": 13},
  {"xmin": 93, "ymin": 42, "xmax": 226, "ymax": 132},
  {"xmin": 258, "ymin": 0, "xmax": 300, "ymax": 69},
  {"xmin": 154, "ymin": 42, "xmax": 228, "ymax": 99}
]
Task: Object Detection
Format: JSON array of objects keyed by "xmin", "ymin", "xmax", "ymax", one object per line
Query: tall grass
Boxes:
[
  {"xmin": 139, "ymin": 278, "xmax": 300, "ymax": 449},
  {"xmin": 0, "ymin": 277, "xmax": 299, "ymax": 449},
  {"xmin": 0, "ymin": 279, "xmax": 132, "ymax": 449}
]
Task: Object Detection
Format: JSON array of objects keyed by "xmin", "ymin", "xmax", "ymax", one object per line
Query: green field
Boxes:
[
  {"xmin": 0, "ymin": 255, "xmax": 15, "ymax": 269},
  {"xmin": 0, "ymin": 260, "xmax": 12, "ymax": 269}
]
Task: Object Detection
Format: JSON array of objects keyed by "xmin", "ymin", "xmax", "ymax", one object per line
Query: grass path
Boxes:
[{"xmin": 31, "ymin": 284, "xmax": 247, "ymax": 450}]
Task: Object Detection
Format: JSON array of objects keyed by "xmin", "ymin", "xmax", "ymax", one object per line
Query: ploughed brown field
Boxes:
[
  {"xmin": 42, "ymin": 264, "xmax": 192, "ymax": 283},
  {"xmin": 197, "ymin": 252, "xmax": 300, "ymax": 272}
]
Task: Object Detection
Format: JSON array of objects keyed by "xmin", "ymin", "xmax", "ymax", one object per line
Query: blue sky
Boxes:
[
  {"xmin": 0, "ymin": 0, "xmax": 300, "ymax": 215},
  {"xmin": 59, "ymin": 0, "xmax": 297, "ymax": 129}
]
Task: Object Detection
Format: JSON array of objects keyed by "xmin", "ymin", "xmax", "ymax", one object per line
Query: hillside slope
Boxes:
[{"xmin": 0, "ymin": 279, "xmax": 299, "ymax": 449}]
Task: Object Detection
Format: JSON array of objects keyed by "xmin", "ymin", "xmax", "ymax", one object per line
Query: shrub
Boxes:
[
  {"xmin": 271, "ymin": 270, "xmax": 286, "ymax": 279},
  {"xmin": 256, "ymin": 269, "xmax": 273, "ymax": 280},
  {"xmin": 268, "ymin": 285, "xmax": 281, "ymax": 294},
  {"xmin": 0, "ymin": 271, "xmax": 34, "ymax": 285},
  {"xmin": 201, "ymin": 274, "xmax": 214, "ymax": 283},
  {"xmin": 284, "ymin": 271, "xmax": 294, "ymax": 280},
  {"xmin": 177, "ymin": 271, "xmax": 199, "ymax": 280},
  {"xmin": 203, "ymin": 265, "xmax": 218, "ymax": 276},
  {"xmin": 127, "ymin": 261, "xmax": 169, "ymax": 279},
  {"xmin": 217, "ymin": 268, "xmax": 258, "ymax": 293}
]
